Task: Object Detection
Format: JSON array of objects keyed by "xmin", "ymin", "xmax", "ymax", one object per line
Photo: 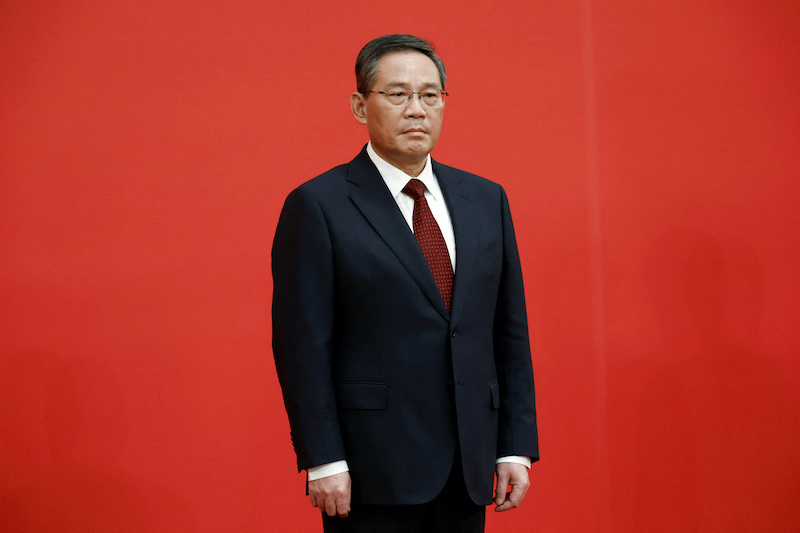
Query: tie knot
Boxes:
[{"xmin": 402, "ymin": 179, "xmax": 426, "ymax": 200}]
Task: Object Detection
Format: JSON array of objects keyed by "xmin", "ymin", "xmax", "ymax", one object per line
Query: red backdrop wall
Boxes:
[{"xmin": 2, "ymin": 1, "xmax": 799, "ymax": 531}]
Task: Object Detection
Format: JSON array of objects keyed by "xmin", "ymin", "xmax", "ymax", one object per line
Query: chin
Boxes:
[{"xmin": 402, "ymin": 140, "xmax": 433, "ymax": 155}]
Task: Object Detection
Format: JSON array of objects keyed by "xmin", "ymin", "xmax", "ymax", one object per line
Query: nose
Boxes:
[{"xmin": 403, "ymin": 93, "xmax": 427, "ymax": 118}]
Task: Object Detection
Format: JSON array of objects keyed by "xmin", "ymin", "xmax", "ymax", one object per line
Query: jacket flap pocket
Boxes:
[
  {"xmin": 337, "ymin": 382, "xmax": 388, "ymax": 410},
  {"xmin": 489, "ymin": 381, "xmax": 500, "ymax": 410}
]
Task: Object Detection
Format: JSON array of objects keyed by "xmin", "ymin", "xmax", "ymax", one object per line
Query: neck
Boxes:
[{"xmin": 371, "ymin": 147, "xmax": 428, "ymax": 177}]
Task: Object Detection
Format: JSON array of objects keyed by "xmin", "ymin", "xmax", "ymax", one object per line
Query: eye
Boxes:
[{"xmin": 421, "ymin": 91, "xmax": 441, "ymax": 105}]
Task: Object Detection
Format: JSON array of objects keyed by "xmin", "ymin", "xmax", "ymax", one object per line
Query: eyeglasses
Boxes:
[{"xmin": 367, "ymin": 88, "xmax": 448, "ymax": 108}]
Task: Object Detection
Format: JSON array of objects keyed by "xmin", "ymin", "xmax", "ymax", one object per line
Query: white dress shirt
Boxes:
[{"xmin": 366, "ymin": 142, "xmax": 456, "ymax": 270}]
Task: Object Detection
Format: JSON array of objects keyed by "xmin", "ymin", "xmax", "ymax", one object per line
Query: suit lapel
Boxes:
[
  {"xmin": 434, "ymin": 160, "xmax": 477, "ymax": 327},
  {"xmin": 347, "ymin": 149, "xmax": 450, "ymax": 319}
]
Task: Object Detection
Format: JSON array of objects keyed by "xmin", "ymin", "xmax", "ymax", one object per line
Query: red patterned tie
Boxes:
[{"xmin": 402, "ymin": 179, "xmax": 454, "ymax": 312}]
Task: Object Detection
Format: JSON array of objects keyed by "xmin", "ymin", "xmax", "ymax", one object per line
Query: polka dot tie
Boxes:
[{"xmin": 402, "ymin": 179, "xmax": 454, "ymax": 312}]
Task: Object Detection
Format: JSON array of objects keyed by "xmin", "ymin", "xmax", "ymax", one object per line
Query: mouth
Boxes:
[{"xmin": 402, "ymin": 128, "xmax": 427, "ymax": 135}]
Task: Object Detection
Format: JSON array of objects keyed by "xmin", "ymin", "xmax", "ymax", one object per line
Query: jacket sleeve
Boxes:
[
  {"xmin": 272, "ymin": 186, "xmax": 346, "ymax": 472},
  {"xmin": 494, "ymin": 186, "xmax": 539, "ymax": 462}
]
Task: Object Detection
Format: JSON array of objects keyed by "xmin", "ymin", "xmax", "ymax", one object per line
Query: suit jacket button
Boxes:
[{"xmin": 451, "ymin": 328, "xmax": 457, "ymax": 337}]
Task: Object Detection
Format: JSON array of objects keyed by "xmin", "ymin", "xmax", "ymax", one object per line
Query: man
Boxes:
[{"xmin": 272, "ymin": 34, "xmax": 538, "ymax": 532}]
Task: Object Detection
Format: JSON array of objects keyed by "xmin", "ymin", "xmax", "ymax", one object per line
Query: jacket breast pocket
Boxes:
[
  {"xmin": 337, "ymin": 382, "xmax": 388, "ymax": 410},
  {"xmin": 489, "ymin": 381, "xmax": 500, "ymax": 410}
]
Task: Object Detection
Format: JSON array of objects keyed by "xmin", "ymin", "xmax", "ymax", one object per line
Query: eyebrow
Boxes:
[{"xmin": 384, "ymin": 82, "xmax": 442, "ymax": 90}]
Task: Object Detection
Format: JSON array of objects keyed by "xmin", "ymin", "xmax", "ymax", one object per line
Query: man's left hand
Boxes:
[{"xmin": 493, "ymin": 462, "xmax": 530, "ymax": 512}]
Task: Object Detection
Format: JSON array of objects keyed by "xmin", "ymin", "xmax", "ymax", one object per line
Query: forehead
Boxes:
[{"xmin": 375, "ymin": 51, "xmax": 441, "ymax": 87}]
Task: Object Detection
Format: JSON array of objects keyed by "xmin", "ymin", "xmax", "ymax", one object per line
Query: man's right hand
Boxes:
[{"xmin": 308, "ymin": 472, "xmax": 351, "ymax": 518}]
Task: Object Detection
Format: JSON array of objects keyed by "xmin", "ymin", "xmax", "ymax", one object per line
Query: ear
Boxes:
[{"xmin": 350, "ymin": 92, "xmax": 368, "ymax": 125}]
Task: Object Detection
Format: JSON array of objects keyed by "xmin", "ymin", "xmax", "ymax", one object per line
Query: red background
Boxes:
[{"xmin": 2, "ymin": 1, "xmax": 799, "ymax": 531}]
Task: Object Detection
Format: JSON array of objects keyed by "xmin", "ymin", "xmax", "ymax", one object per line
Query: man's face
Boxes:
[{"xmin": 351, "ymin": 51, "xmax": 444, "ymax": 174}]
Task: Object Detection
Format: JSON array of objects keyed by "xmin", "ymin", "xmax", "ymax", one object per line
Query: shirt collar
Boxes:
[{"xmin": 366, "ymin": 142, "xmax": 440, "ymax": 201}]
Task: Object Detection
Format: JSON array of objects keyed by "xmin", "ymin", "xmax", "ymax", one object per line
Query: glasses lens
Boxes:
[
  {"xmin": 381, "ymin": 89, "xmax": 444, "ymax": 107},
  {"xmin": 420, "ymin": 90, "xmax": 443, "ymax": 107},
  {"xmin": 386, "ymin": 89, "xmax": 411, "ymax": 106}
]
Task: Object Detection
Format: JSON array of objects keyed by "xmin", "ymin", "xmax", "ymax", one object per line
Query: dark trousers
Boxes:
[{"xmin": 321, "ymin": 456, "xmax": 485, "ymax": 533}]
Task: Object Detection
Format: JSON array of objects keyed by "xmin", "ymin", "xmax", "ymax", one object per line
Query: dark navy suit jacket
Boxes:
[{"xmin": 272, "ymin": 147, "xmax": 538, "ymax": 506}]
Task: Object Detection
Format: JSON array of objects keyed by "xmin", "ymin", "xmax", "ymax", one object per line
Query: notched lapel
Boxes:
[
  {"xmin": 347, "ymin": 150, "xmax": 450, "ymax": 319},
  {"xmin": 435, "ymin": 161, "xmax": 478, "ymax": 327}
]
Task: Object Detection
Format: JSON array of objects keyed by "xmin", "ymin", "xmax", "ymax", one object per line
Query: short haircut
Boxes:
[{"xmin": 355, "ymin": 34, "xmax": 447, "ymax": 94}]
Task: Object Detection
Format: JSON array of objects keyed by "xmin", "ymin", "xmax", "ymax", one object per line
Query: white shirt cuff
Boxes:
[
  {"xmin": 496, "ymin": 455, "xmax": 531, "ymax": 468},
  {"xmin": 307, "ymin": 456, "xmax": 528, "ymax": 481},
  {"xmin": 307, "ymin": 460, "xmax": 350, "ymax": 481}
]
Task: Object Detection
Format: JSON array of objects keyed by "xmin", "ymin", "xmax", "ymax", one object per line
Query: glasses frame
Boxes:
[{"xmin": 366, "ymin": 89, "xmax": 448, "ymax": 108}]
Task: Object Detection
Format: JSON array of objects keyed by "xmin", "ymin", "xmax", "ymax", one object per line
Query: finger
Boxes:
[
  {"xmin": 495, "ymin": 498, "xmax": 514, "ymax": 512},
  {"xmin": 496, "ymin": 480, "xmax": 530, "ymax": 512},
  {"xmin": 507, "ymin": 483, "xmax": 526, "ymax": 507},
  {"xmin": 338, "ymin": 491, "xmax": 351, "ymax": 518},
  {"xmin": 309, "ymin": 493, "xmax": 318, "ymax": 508},
  {"xmin": 494, "ymin": 486, "xmax": 517, "ymax": 512},
  {"xmin": 494, "ymin": 474, "xmax": 510, "ymax": 506},
  {"xmin": 494, "ymin": 487, "xmax": 508, "ymax": 506},
  {"xmin": 324, "ymin": 497, "xmax": 338, "ymax": 517},
  {"xmin": 334, "ymin": 493, "xmax": 350, "ymax": 518}
]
